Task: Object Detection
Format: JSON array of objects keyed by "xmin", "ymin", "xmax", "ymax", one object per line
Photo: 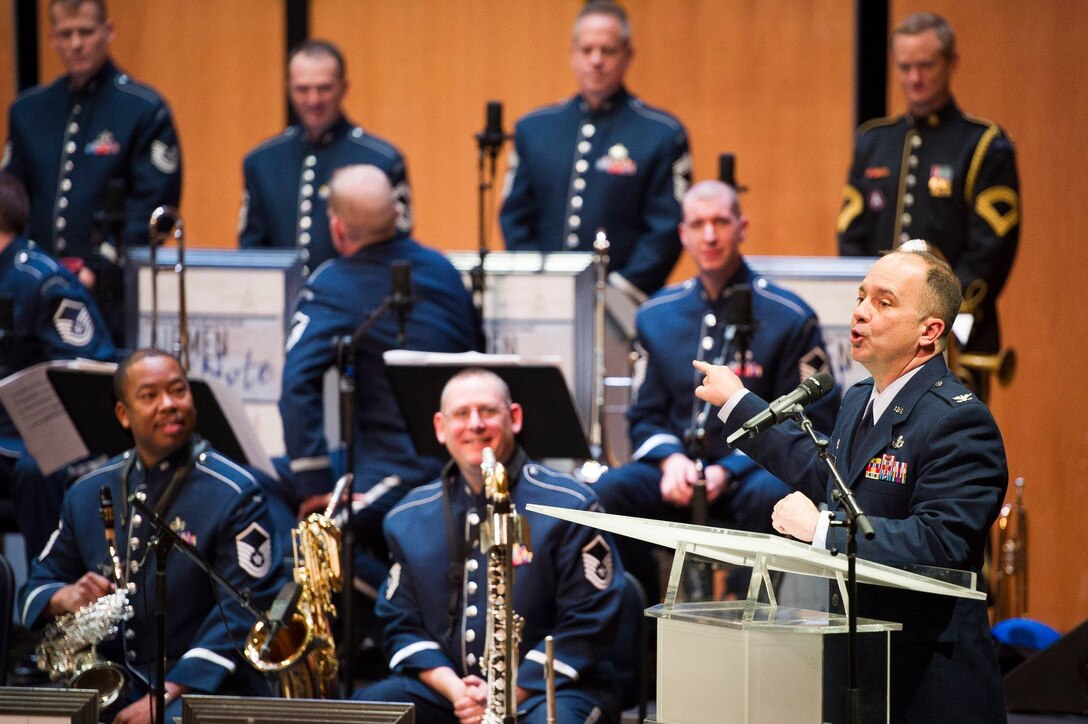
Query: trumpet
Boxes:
[
  {"xmin": 148, "ymin": 206, "xmax": 190, "ymax": 370},
  {"xmin": 956, "ymin": 348, "xmax": 1017, "ymax": 389}
]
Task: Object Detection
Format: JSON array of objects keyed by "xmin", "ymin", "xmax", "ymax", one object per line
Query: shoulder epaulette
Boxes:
[{"xmin": 856, "ymin": 115, "xmax": 900, "ymax": 135}]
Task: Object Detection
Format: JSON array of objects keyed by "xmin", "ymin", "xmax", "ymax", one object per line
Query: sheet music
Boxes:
[{"xmin": 0, "ymin": 359, "xmax": 113, "ymax": 474}]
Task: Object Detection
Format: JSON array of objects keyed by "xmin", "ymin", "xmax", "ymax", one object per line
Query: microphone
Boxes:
[
  {"xmin": 724, "ymin": 284, "xmax": 753, "ymax": 346},
  {"xmin": 476, "ymin": 100, "xmax": 506, "ymax": 154},
  {"xmin": 726, "ymin": 371, "xmax": 835, "ymax": 444},
  {"xmin": 259, "ymin": 581, "xmax": 302, "ymax": 659},
  {"xmin": 718, "ymin": 153, "xmax": 736, "ymax": 187},
  {"xmin": 390, "ymin": 260, "xmax": 414, "ymax": 346},
  {"xmin": 717, "ymin": 152, "xmax": 748, "ymax": 192}
]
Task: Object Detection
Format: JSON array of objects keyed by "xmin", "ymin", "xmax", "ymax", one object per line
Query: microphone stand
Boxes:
[
  {"xmin": 331, "ymin": 289, "xmax": 402, "ymax": 697},
  {"xmin": 128, "ymin": 495, "xmax": 272, "ymax": 724},
  {"xmin": 791, "ymin": 409, "xmax": 874, "ymax": 724},
  {"xmin": 472, "ymin": 117, "xmax": 505, "ymax": 326}
]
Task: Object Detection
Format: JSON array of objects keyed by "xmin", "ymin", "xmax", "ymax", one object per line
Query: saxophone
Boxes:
[
  {"xmin": 244, "ymin": 480, "xmax": 344, "ymax": 698},
  {"xmin": 36, "ymin": 486, "xmax": 133, "ymax": 707},
  {"xmin": 479, "ymin": 447, "xmax": 531, "ymax": 724}
]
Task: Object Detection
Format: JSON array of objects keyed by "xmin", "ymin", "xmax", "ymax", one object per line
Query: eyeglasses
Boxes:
[{"xmin": 444, "ymin": 405, "xmax": 507, "ymax": 423}]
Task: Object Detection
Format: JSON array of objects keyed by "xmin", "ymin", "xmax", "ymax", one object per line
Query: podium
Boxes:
[{"xmin": 526, "ymin": 505, "xmax": 983, "ymax": 724}]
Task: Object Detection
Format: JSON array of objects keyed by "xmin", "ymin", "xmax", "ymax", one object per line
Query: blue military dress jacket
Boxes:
[
  {"xmin": 500, "ymin": 86, "xmax": 690, "ymax": 297},
  {"xmin": 724, "ymin": 355, "xmax": 1007, "ymax": 721},
  {"xmin": 378, "ymin": 453, "xmax": 624, "ymax": 716},
  {"xmin": 239, "ymin": 115, "xmax": 412, "ymax": 275},
  {"xmin": 279, "ymin": 234, "xmax": 482, "ymax": 507},
  {"xmin": 19, "ymin": 441, "xmax": 285, "ymax": 697},
  {"xmin": 630, "ymin": 261, "xmax": 837, "ymax": 479},
  {"xmin": 0, "ymin": 236, "xmax": 115, "ymax": 452},
  {"xmin": 3, "ymin": 59, "xmax": 182, "ymax": 261},
  {"xmin": 838, "ymin": 99, "xmax": 1019, "ymax": 352}
]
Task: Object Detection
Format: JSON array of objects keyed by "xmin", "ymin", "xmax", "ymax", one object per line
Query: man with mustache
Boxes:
[{"xmin": 19, "ymin": 349, "xmax": 285, "ymax": 723}]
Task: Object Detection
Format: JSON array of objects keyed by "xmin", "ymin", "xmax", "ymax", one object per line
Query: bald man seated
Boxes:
[{"xmin": 275, "ymin": 164, "xmax": 482, "ymax": 597}]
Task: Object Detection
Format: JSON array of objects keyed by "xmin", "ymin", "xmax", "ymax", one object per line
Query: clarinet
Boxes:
[{"xmin": 479, "ymin": 448, "xmax": 532, "ymax": 723}]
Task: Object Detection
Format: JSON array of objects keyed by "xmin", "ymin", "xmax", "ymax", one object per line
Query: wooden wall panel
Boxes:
[
  {"xmin": 0, "ymin": 1, "xmax": 13, "ymax": 145},
  {"xmin": 312, "ymin": 0, "xmax": 854, "ymax": 283},
  {"xmin": 892, "ymin": 0, "xmax": 1088, "ymax": 631},
  {"xmin": 35, "ymin": 0, "xmax": 285, "ymax": 249},
  {"xmin": 11, "ymin": 0, "xmax": 1081, "ymax": 632}
]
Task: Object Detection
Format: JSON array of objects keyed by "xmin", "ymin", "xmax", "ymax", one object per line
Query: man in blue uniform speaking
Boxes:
[
  {"xmin": 278, "ymin": 165, "xmax": 480, "ymax": 589},
  {"xmin": 592, "ymin": 180, "xmax": 837, "ymax": 599},
  {"xmin": 239, "ymin": 40, "xmax": 412, "ymax": 276},
  {"xmin": 355, "ymin": 368, "xmax": 625, "ymax": 723},
  {"xmin": 2, "ymin": 0, "xmax": 182, "ymax": 341},
  {"xmin": 695, "ymin": 250, "xmax": 1007, "ymax": 722},
  {"xmin": 837, "ymin": 12, "xmax": 1019, "ymax": 355},
  {"xmin": 500, "ymin": 0, "xmax": 691, "ymax": 299},
  {"xmin": 19, "ymin": 349, "xmax": 285, "ymax": 723},
  {"xmin": 0, "ymin": 172, "xmax": 116, "ymax": 560}
]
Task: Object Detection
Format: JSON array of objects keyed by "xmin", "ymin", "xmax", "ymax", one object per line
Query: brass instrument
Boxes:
[
  {"xmin": 244, "ymin": 484, "xmax": 344, "ymax": 698},
  {"xmin": 991, "ymin": 477, "xmax": 1028, "ymax": 620},
  {"xmin": 480, "ymin": 447, "xmax": 531, "ymax": 724},
  {"xmin": 148, "ymin": 206, "xmax": 190, "ymax": 371},
  {"xmin": 955, "ymin": 348, "xmax": 1017, "ymax": 392},
  {"xmin": 579, "ymin": 230, "xmax": 614, "ymax": 483},
  {"xmin": 36, "ymin": 486, "xmax": 133, "ymax": 707},
  {"xmin": 544, "ymin": 635, "xmax": 557, "ymax": 724}
]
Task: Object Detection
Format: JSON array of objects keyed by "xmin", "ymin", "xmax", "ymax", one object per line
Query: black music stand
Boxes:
[
  {"xmin": 0, "ymin": 360, "xmax": 273, "ymax": 477},
  {"xmin": 383, "ymin": 351, "xmax": 591, "ymax": 460}
]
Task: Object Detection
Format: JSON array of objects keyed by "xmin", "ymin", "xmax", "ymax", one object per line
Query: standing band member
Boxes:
[
  {"xmin": 240, "ymin": 39, "xmax": 412, "ymax": 275},
  {"xmin": 838, "ymin": 12, "xmax": 1019, "ymax": 355},
  {"xmin": 500, "ymin": 0, "xmax": 691, "ymax": 300}
]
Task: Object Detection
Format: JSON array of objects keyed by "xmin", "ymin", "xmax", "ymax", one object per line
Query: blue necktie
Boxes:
[{"xmin": 850, "ymin": 401, "xmax": 875, "ymax": 464}]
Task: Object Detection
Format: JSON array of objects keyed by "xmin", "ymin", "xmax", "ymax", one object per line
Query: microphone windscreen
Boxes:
[
  {"xmin": 105, "ymin": 179, "xmax": 127, "ymax": 214},
  {"xmin": 391, "ymin": 260, "xmax": 413, "ymax": 302},
  {"xmin": 728, "ymin": 284, "xmax": 753, "ymax": 328},
  {"xmin": 0, "ymin": 296, "xmax": 13, "ymax": 333},
  {"xmin": 718, "ymin": 153, "xmax": 736, "ymax": 187},
  {"xmin": 485, "ymin": 100, "xmax": 503, "ymax": 138},
  {"xmin": 805, "ymin": 371, "xmax": 835, "ymax": 400}
]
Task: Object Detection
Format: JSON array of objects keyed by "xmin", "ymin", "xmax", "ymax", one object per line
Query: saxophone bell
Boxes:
[{"xmin": 243, "ymin": 513, "xmax": 342, "ymax": 698}]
